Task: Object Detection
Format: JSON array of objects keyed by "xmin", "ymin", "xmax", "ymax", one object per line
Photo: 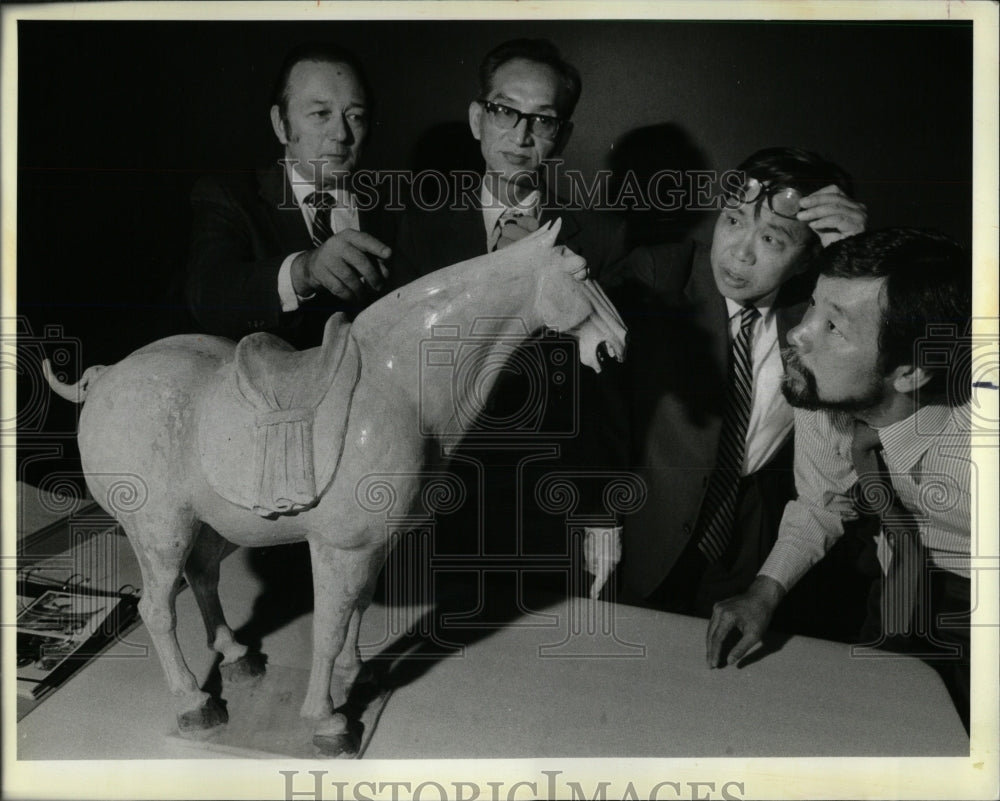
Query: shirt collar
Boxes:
[
  {"xmin": 481, "ymin": 181, "xmax": 540, "ymax": 237},
  {"xmin": 874, "ymin": 403, "xmax": 967, "ymax": 471},
  {"xmin": 724, "ymin": 289, "xmax": 779, "ymax": 324},
  {"xmin": 285, "ymin": 162, "xmax": 354, "ymax": 210}
]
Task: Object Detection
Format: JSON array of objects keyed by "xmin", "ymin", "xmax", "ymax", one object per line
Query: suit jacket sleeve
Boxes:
[
  {"xmin": 569, "ymin": 242, "xmax": 662, "ymax": 522},
  {"xmin": 386, "ymin": 208, "xmax": 427, "ymax": 290},
  {"xmin": 186, "ymin": 175, "xmax": 289, "ymax": 339},
  {"xmin": 585, "ymin": 212, "xmax": 629, "ymax": 282},
  {"xmin": 577, "ymin": 241, "xmax": 701, "ymax": 524}
]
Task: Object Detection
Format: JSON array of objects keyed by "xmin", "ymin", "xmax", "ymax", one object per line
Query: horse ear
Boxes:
[{"xmin": 541, "ymin": 217, "xmax": 562, "ymax": 245}]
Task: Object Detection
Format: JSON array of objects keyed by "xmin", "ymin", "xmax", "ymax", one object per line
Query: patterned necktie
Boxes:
[
  {"xmin": 851, "ymin": 420, "xmax": 925, "ymax": 637},
  {"xmin": 305, "ymin": 191, "xmax": 336, "ymax": 246},
  {"xmin": 696, "ymin": 304, "xmax": 760, "ymax": 563},
  {"xmin": 490, "ymin": 208, "xmax": 540, "ymax": 251}
]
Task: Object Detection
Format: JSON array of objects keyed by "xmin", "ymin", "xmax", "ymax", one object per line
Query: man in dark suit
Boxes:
[
  {"xmin": 389, "ymin": 39, "xmax": 626, "ymax": 605},
  {"xmin": 186, "ymin": 43, "xmax": 395, "ymax": 349},
  {"xmin": 591, "ymin": 148, "xmax": 868, "ymax": 622},
  {"xmin": 392, "ymin": 37, "xmax": 624, "ymax": 284}
]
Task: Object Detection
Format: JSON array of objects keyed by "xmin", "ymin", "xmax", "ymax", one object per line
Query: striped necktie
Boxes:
[
  {"xmin": 305, "ymin": 191, "xmax": 336, "ymax": 247},
  {"xmin": 851, "ymin": 420, "xmax": 926, "ymax": 637},
  {"xmin": 696, "ymin": 304, "xmax": 759, "ymax": 563}
]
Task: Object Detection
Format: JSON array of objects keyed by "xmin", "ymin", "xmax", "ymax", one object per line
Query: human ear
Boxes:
[
  {"xmin": 890, "ymin": 364, "xmax": 934, "ymax": 394},
  {"xmin": 468, "ymin": 101, "xmax": 483, "ymax": 142},
  {"xmin": 270, "ymin": 105, "xmax": 289, "ymax": 145}
]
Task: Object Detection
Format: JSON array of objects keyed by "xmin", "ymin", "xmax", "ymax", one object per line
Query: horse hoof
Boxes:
[
  {"xmin": 221, "ymin": 652, "xmax": 267, "ymax": 687},
  {"xmin": 312, "ymin": 713, "xmax": 359, "ymax": 757},
  {"xmin": 177, "ymin": 697, "xmax": 228, "ymax": 736},
  {"xmin": 313, "ymin": 730, "xmax": 360, "ymax": 757}
]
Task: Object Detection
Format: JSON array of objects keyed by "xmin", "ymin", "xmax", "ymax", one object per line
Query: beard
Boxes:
[{"xmin": 780, "ymin": 348, "xmax": 887, "ymax": 413}]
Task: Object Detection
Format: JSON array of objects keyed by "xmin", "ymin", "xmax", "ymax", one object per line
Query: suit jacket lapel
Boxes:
[
  {"xmin": 683, "ymin": 244, "xmax": 731, "ymax": 388},
  {"xmin": 258, "ymin": 163, "xmax": 313, "ymax": 252},
  {"xmin": 539, "ymin": 187, "xmax": 580, "ymax": 245},
  {"xmin": 446, "ymin": 205, "xmax": 491, "ymax": 262}
]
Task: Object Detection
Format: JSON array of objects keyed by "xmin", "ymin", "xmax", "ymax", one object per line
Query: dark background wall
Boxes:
[{"xmin": 14, "ymin": 19, "xmax": 973, "ymax": 484}]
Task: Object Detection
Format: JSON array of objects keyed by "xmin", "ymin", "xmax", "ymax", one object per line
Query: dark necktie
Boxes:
[
  {"xmin": 696, "ymin": 304, "xmax": 759, "ymax": 563},
  {"xmin": 490, "ymin": 208, "xmax": 539, "ymax": 251},
  {"xmin": 851, "ymin": 419, "xmax": 926, "ymax": 637},
  {"xmin": 305, "ymin": 191, "xmax": 336, "ymax": 247}
]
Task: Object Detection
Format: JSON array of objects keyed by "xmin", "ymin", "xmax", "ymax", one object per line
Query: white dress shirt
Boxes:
[
  {"xmin": 277, "ymin": 164, "xmax": 361, "ymax": 312},
  {"xmin": 724, "ymin": 293, "xmax": 794, "ymax": 476},
  {"xmin": 759, "ymin": 403, "xmax": 971, "ymax": 591}
]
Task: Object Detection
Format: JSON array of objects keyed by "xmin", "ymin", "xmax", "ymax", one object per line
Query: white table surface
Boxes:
[{"xmin": 14, "ymin": 543, "xmax": 969, "ymax": 760}]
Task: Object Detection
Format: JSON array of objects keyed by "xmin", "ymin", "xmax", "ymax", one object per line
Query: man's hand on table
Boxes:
[
  {"xmin": 583, "ymin": 526, "xmax": 622, "ymax": 600},
  {"xmin": 292, "ymin": 230, "xmax": 391, "ymax": 303},
  {"xmin": 706, "ymin": 575, "xmax": 786, "ymax": 668}
]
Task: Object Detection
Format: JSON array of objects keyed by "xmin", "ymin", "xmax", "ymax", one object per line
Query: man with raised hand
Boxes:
[
  {"xmin": 592, "ymin": 148, "xmax": 868, "ymax": 614},
  {"xmin": 187, "ymin": 42, "xmax": 395, "ymax": 348}
]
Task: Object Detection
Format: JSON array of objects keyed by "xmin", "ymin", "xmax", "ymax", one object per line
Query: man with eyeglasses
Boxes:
[
  {"xmin": 390, "ymin": 39, "xmax": 627, "ymax": 605},
  {"xmin": 186, "ymin": 42, "xmax": 396, "ymax": 349},
  {"xmin": 589, "ymin": 148, "xmax": 869, "ymax": 628},
  {"xmin": 391, "ymin": 37, "xmax": 625, "ymax": 282}
]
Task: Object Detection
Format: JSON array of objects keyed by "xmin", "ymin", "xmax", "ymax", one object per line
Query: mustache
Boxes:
[{"xmin": 781, "ymin": 346, "xmax": 803, "ymax": 369}]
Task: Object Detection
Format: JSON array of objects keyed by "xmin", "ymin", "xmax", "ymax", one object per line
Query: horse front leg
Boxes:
[
  {"xmin": 185, "ymin": 523, "xmax": 265, "ymax": 687},
  {"xmin": 301, "ymin": 539, "xmax": 374, "ymax": 755},
  {"xmin": 331, "ymin": 546, "xmax": 385, "ymax": 706}
]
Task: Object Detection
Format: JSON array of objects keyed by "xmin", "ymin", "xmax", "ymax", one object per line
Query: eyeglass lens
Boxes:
[
  {"xmin": 485, "ymin": 102, "xmax": 559, "ymax": 139},
  {"xmin": 731, "ymin": 177, "xmax": 802, "ymax": 219}
]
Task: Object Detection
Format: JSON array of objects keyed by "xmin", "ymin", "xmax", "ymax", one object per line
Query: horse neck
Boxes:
[{"xmin": 352, "ymin": 260, "xmax": 543, "ymax": 437}]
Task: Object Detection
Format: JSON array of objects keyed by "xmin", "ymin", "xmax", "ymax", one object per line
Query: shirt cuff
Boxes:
[
  {"xmin": 277, "ymin": 251, "xmax": 314, "ymax": 312},
  {"xmin": 757, "ymin": 545, "xmax": 809, "ymax": 593}
]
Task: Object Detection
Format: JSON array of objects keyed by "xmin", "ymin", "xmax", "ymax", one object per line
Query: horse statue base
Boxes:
[{"xmin": 166, "ymin": 662, "xmax": 391, "ymax": 758}]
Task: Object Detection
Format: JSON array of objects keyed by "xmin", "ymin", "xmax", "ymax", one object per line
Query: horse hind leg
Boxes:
[
  {"xmin": 185, "ymin": 523, "xmax": 266, "ymax": 687},
  {"xmin": 125, "ymin": 514, "xmax": 227, "ymax": 735}
]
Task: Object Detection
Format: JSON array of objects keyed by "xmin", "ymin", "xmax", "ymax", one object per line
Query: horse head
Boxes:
[{"xmin": 519, "ymin": 219, "xmax": 628, "ymax": 373}]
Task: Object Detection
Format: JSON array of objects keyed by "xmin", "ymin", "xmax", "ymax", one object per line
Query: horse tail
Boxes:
[{"xmin": 42, "ymin": 359, "xmax": 109, "ymax": 404}]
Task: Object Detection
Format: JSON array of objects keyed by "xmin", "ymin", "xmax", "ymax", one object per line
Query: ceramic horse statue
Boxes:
[{"xmin": 43, "ymin": 219, "xmax": 627, "ymax": 756}]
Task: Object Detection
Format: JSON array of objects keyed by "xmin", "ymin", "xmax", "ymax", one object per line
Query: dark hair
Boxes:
[
  {"xmin": 817, "ymin": 228, "xmax": 972, "ymax": 404},
  {"xmin": 478, "ymin": 38, "xmax": 582, "ymax": 118},
  {"xmin": 737, "ymin": 146, "xmax": 855, "ymax": 199},
  {"xmin": 733, "ymin": 146, "xmax": 855, "ymax": 269},
  {"xmin": 270, "ymin": 42, "xmax": 371, "ymax": 126}
]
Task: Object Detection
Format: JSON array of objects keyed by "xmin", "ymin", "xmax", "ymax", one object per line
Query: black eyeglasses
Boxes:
[
  {"xmin": 724, "ymin": 177, "xmax": 803, "ymax": 220},
  {"xmin": 479, "ymin": 100, "xmax": 565, "ymax": 141}
]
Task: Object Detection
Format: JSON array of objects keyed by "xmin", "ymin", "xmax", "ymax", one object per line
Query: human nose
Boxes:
[
  {"xmin": 788, "ymin": 318, "xmax": 811, "ymax": 352},
  {"xmin": 325, "ymin": 113, "xmax": 351, "ymax": 143},
  {"xmin": 733, "ymin": 231, "xmax": 755, "ymax": 263},
  {"xmin": 509, "ymin": 115, "xmax": 532, "ymax": 145}
]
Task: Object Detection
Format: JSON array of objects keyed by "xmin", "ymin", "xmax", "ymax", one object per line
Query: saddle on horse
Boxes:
[{"xmin": 198, "ymin": 314, "xmax": 361, "ymax": 517}]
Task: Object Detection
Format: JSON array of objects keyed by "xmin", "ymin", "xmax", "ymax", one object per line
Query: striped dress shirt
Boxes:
[{"xmin": 759, "ymin": 403, "xmax": 971, "ymax": 590}]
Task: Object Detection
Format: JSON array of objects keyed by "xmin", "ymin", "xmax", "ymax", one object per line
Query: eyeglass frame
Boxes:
[
  {"xmin": 477, "ymin": 99, "xmax": 567, "ymax": 141},
  {"xmin": 723, "ymin": 176, "xmax": 804, "ymax": 221}
]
